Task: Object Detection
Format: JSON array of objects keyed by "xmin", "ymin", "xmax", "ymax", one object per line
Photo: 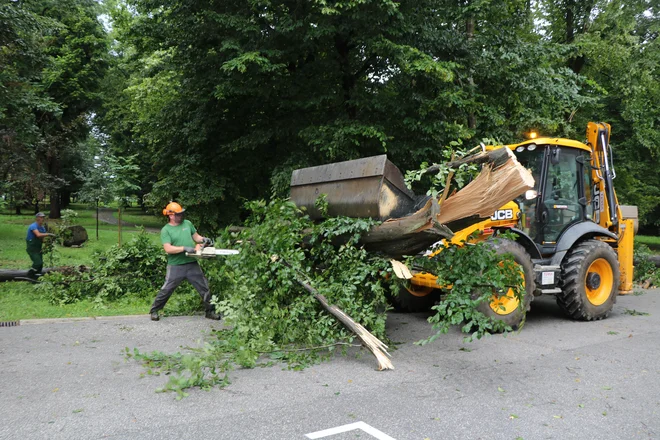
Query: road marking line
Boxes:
[{"xmin": 305, "ymin": 421, "xmax": 396, "ymax": 440}]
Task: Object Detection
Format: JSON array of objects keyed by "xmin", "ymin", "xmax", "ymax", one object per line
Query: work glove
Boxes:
[
  {"xmin": 202, "ymin": 237, "xmax": 214, "ymax": 247},
  {"xmin": 183, "ymin": 246, "xmax": 196, "ymax": 254},
  {"xmin": 46, "ymin": 233, "xmax": 56, "ymax": 237}
]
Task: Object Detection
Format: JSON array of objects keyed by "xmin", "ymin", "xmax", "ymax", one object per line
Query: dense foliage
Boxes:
[
  {"xmin": 1, "ymin": 0, "xmax": 108, "ymax": 218},
  {"xmin": 2, "ymin": 0, "xmax": 658, "ymax": 227},
  {"xmin": 94, "ymin": 0, "xmax": 659, "ymax": 230},
  {"xmin": 36, "ymin": 232, "xmax": 167, "ymax": 305}
]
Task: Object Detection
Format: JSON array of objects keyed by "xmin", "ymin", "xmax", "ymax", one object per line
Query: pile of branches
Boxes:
[{"xmin": 128, "ymin": 196, "xmax": 524, "ymax": 398}]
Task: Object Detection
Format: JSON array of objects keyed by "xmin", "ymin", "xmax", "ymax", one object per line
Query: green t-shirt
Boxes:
[{"xmin": 161, "ymin": 219, "xmax": 197, "ymax": 266}]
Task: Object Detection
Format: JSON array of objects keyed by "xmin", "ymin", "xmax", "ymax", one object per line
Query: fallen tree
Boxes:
[
  {"xmin": 291, "ymin": 148, "xmax": 534, "ymax": 258},
  {"xmin": 34, "ymin": 150, "xmax": 534, "ymax": 395}
]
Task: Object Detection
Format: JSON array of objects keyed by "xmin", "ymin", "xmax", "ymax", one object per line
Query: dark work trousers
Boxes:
[
  {"xmin": 150, "ymin": 262, "xmax": 214, "ymax": 313},
  {"xmin": 26, "ymin": 239, "xmax": 43, "ymax": 273}
]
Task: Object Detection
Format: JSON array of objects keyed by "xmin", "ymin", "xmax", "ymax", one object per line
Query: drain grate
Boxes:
[{"xmin": 0, "ymin": 321, "xmax": 20, "ymax": 327}]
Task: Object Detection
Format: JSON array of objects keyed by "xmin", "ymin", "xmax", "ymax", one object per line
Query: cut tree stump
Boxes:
[{"xmin": 61, "ymin": 225, "xmax": 89, "ymax": 247}]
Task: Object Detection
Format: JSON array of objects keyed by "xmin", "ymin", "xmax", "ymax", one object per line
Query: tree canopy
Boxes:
[
  {"xmin": 1, "ymin": 0, "xmax": 108, "ymax": 217},
  {"xmin": 2, "ymin": 0, "xmax": 659, "ymax": 230}
]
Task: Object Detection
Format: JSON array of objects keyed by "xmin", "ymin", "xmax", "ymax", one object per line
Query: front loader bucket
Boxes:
[{"xmin": 290, "ymin": 154, "xmax": 416, "ymax": 221}]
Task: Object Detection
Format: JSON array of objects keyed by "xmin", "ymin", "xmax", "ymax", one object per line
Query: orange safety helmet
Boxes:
[{"xmin": 162, "ymin": 201, "xmax": 185, "ymax": 216}]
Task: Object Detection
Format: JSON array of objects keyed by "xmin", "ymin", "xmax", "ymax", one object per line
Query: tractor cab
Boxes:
[{"xmin": 508, "ymin": 138, "xmax": 594, "ymax": 258}]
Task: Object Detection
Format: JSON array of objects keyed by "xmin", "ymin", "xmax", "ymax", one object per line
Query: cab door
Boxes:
[{"xmin": 537, "ymin": 147, "xmax": 590, "ymax": 254}]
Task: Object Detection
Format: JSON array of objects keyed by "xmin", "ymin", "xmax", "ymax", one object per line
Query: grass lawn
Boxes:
[
  {"xmin": 111, "ymin": 206, "xmax": 164, "ymax": 229},
  {"xmin": 637, "ymin": 235, "xmax": 660, "ymax": 252},
  {"xmin": 0, "ymin": 205, "xmax": 163, "ymax": 320},
  {"xmin": 0, "ymin": 212, "xmax": 161, "ymax": 270},
  {"xmin": 0, "ymin": 283, "xmax": 153, "ymax": 321}
]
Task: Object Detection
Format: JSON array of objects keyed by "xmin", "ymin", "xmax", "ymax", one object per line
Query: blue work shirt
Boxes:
[{"xmin": 26, "ymin": 222, "xmax": 46, "ymax": 240}]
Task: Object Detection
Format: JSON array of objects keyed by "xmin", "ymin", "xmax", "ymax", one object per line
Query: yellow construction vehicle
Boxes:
[
  {"xmin": 395, "ymin": 122, "xmax": 635, "ymax": 326},
  {"xmin": 290, "ymin": 122, "xmax": 635, "ymax": 326}
]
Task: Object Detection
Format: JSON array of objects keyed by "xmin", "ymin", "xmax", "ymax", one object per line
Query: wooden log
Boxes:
[
  {"xmin": 359, "ymin": 198, "xmax": 453, "ymax": 258},
  {"xmin": 0, "ymin": 268, "xmax": 55, "ymax": 282},
  {"xmin": 0, "ymin": 266, "xmax": 87, "ymax": 282},
  {"xmin": 635, "ymin": 255, "xmax": 660, "ymax": 268}
]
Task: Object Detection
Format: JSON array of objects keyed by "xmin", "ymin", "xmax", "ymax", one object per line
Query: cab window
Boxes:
[{"xmin": 542, "ymin": 147, "xmax": 581, "ymax": 242}]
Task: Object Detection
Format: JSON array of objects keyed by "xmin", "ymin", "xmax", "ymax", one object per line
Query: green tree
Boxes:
[
  {"xmin": 537, "ymin": 0, "xmax": 660, "ymax": 228},
  {"xmin": 37, "ymin": 0, "xmax": 109, "ymax": 218},
  {"xmin": 101, "ymin": 0, "xmax": 611, "ymax": 230},
  {"xmin": 0, "ymin": 1, "xmax": 59, "ymax": 214},
  {"xmin": 102, "ymin": 0, "xmax": 474, "ymax": 230},
  {"xmin": 1, "ymin": 0, "xmax": 109, "ymax": 217}
]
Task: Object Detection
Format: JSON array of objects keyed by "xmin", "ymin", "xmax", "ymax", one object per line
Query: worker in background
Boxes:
[
  {"xmin": 26, "ymin": 212, "xmax": 55, "ymax": 275},
  {"xmin": 150, "ymin": 202, "xmax": 221, "ymax": 321}
]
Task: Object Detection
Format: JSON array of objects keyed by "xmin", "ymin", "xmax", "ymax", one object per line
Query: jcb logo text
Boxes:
[{"xmin": 491, "ymin": 209, "xmax": 514, "ymax": 221}]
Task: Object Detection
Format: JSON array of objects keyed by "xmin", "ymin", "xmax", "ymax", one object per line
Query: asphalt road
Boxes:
[{"xmin": 1, "ymin": 290, "xmax": 659, "ymax": 440}]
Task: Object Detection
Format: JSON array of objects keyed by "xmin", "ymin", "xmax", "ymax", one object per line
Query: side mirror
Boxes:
[
  {"xmin": 550, "ymin": 147, "xmax": 561, "ymax": 165},
  {"xmin": 525, "ymin": 189, "xmax": 538, "ymax": 200}
]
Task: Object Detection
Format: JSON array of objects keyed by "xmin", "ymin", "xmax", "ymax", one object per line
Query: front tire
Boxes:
[
  {"xmin": 474, "ymin": 239, "xmax": 535, "ymax": 329},
  {"xmin": 557, "ymin": 239, "xmax": 619, "ymax": 321}
]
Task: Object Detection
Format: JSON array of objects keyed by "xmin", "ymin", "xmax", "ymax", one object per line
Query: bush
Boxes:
[
  {"xmin": 202, "ymin": 198, "xmax": 392, "ymax": 368},
  {"xmin": 37, "ymin": 231, "xmax": 167, "ymax": 305},
  {"xmin": 634, "ymin": 243, "xmax": 659, "ymax": 285}
]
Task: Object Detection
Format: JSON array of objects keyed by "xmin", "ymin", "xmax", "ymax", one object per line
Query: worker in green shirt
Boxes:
[{"xmin": 149, "ymin": 202, "xmax": 221, "ymax": 321}]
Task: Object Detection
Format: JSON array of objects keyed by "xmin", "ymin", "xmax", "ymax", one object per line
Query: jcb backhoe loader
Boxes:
[{"xmin": 290, "ymin": 122, "xmax": 635, "ymax": 326}]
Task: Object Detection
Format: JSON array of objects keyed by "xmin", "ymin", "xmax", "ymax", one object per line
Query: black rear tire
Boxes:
[
  {"xmin": 390, "ymin": 283, "xmax": 440, "ymax": 312},
  {"xmin": 557, "ymin": 239, "xmax": 619, "ymax": 321}
]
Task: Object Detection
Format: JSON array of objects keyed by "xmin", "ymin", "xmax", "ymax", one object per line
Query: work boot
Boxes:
[
  {"xmin": 205, "ymin": 310, "xmax": 222, "ymax": 320},
  {"xmin": 150, "ymin": 311, "xmax": 160, "ymax": 321}
]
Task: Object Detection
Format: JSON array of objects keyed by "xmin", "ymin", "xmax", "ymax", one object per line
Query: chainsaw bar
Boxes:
[{"xmin": 186, "ymin": 247, "xmax": 240, "ymax": 258}]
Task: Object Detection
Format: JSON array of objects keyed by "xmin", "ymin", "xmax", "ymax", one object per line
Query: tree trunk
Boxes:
[
  {"xmin": 0, "ymin": 267, "xmax": 73, "ymax": 282},
  {"xmin": 49, "ymin": 191, "xmax": 61, "ymax": 219},
  {"xmin": 48, "ymin": 155, "xmax": 62, "ymax": 219},
  {"xmin": 96, "ymin": 200, "xmax": 99, "ymax": 240},
  {"xmin": 335, "ymin": 34, "xmax": 357, "ymax": 120},
  {"xmin": 61, "ymin": 190, "xmax": 71, "ymax": 208},
  {"xmin": 466, "ymin": 8, "xmax": 476, "ymax": 130},
  {"xmin": 118, "ymin": 206, "xmax": 122, "ymax": 247}
]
